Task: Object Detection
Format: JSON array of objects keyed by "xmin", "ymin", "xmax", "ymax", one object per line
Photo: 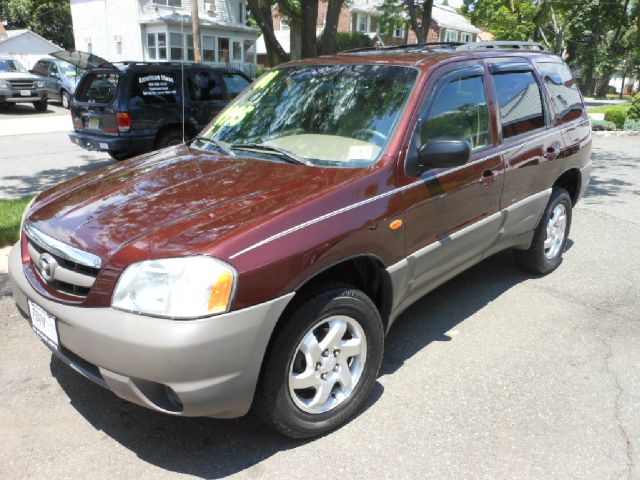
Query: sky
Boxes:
[{"xmin": 438, "ymin": 0, "xmax": 464, "ymax": 7}]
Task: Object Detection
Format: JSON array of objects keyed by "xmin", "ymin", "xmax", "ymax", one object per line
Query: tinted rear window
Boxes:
[
  {"xmin": 493, "ymin": 71, "xmax": 545, "ymax": 139},
  {"xmin": 130, "ymin": 72, "xmax": 179, "ymax": 104},
  {"xmin": 76, "ymin": 72, "xmax": 120, "ymax": 103}
]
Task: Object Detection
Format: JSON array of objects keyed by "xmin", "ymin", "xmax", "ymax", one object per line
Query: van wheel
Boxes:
[
  {"xmin": 108, "ymin": 151, "xmax": 134, "ymax": 161},
  {"xmin": 61, "ymin": 90, "xmax": 71, "ymax": 109},
  {"xmin": 514, "ymin": 187, "xmax": 572, "ymax": 274},
  {"xmin": 155, "ymin": 128, "xmax": 184, "ymax": 149},
  {"xmin": 255, "ymin": 284, "xmax": 384, "ymax": 439},
  {"xmin": 33, "ymin": 100, "xmax": 48, "ymax": 112}
]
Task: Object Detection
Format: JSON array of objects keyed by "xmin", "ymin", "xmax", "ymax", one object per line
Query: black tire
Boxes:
[
  {"xmin": 108, "ymin": 151, "xmax": 134, "ymax": 161},
  {"xmin": 155, "ymin": 128, "xmax": 184, "ymax": 149},
  {"xmin": 255, "ymin": 283, "xmax": 384, "ymax": 439},
  {"xmin": 514, "ymin": 187, "xmax": 572, "ymax": 274},
  {"xmin": 33, "ymin": 99, "xmax": 47, "ymax": 112},
  {"xmin": 61, "ymin": 90, "xmax": 71, "ymax": 109}
]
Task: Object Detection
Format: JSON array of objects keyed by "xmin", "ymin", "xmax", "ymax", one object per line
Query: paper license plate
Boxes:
[
  {"xmin": 28, "ymin": 300, "xmax": 59, "ymax": 348},
  {"xmin": 20, "ymin": 90, "xmax": 32, "ymax": 96},
  {"xmin": 88, "ymin": 118, "xmax": 100, "ymax": 129}
]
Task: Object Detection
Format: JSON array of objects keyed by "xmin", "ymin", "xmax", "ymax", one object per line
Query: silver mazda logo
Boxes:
[{"xmin": 39, "ymin": 253, "xmax": 58, "ymax": 282}]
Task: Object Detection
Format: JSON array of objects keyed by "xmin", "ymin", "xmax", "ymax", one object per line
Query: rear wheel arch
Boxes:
[
  {"xmin": 554, "ymin": 168, "xmax": 581, "ymax": 205},
  {"xmin": 153, "ymin": 123, "xmax": 196, "ymax": 149}
]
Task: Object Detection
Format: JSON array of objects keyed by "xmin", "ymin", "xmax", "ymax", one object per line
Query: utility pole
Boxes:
[{"xmin": 191, "ymin": 0, "xmax": 202, "ymax": 63}]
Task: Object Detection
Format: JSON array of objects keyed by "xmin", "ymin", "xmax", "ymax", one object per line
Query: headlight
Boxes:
[
  {"xmin": 20, "ymin": 197, "xmax": 36, "ymax": 232},
  {"xmin": 35, "ymin": 81, "xmax": 45, "ymax": 88},
  {"xmin": 0, "ymin": 79, "xmax": 9, "ymax": 89},
  {"xmin": 112, "ymin": 256, "xmax": 237, "ymax": 319}
]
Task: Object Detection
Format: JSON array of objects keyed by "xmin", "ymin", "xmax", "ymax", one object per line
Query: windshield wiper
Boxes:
[
  {"xmin": 230, "ymin": 143, "xmax": 313, "ymax": 166},
  {"xmin": 191, "ymin": 136, "xmax": 235, "ymax": 156}
]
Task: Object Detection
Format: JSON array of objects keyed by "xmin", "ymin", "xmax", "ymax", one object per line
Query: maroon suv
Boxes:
[{"xmin": 9, "ymin": 42, "xmax": 591, "ymax": 439}]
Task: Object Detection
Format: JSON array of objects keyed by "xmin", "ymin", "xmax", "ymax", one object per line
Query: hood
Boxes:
[
  {"xmin": 0, "ymin": 71, "xmax": 41, "ymax": 81},
  {"xmin": 26, "ymin": 145, "xmax": 367, "ymax": 266}
]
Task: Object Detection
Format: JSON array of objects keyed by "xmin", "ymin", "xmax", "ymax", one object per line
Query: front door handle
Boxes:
[
  {"xmin": 480, "ymin": 169, "xmax": 495, "ymax": 186},
  {"xmin": 544, "ymin": 143, "xmax": 561, "ymax": 161}
]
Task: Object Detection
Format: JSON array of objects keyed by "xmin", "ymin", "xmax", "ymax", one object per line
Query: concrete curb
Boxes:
[{"xmin": 0, "ymin": 246, "xmax": 12, "ymax": 297}]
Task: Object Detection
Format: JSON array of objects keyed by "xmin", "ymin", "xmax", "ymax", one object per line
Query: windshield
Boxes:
[
  {"xmin": 59, "ymin": 62, "xmax": 85, "ymax": 78},
  {"xmin": 0, "ymin": 58, "xmax": 27, "ymax": 73},
  {"xmin": 195, "ymin": 64, "xmax": 418, "ymax": 168}
]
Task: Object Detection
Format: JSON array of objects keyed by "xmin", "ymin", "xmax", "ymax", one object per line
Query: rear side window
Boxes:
[
  {"xmin": 537, "ymin": 62, "xmax": 584, "ymax": 123},
  {"xmin": 421, "ymin": 74, "xmax": 491, "ymax": 151},
  {"xmin": 187, "ymin": 70, "xmax": 224, "ymax": 101},
  {"xmin": 493, "ymin": 71, "xmax": 545, "ymax": 139},
  {"xmin": 222, "ymin": 73, "xmax": 250, "ymax": 98},
  {"xmin": 32, "ymin": 60, "xmax": 49, "ymax": 76},
  {"xmin": 130, "ymin": 72, "xmax": 179, "ymax": 104},
  {"xmin": 76, "ymin": 72, "xmax": 120, "ymax": 103}
]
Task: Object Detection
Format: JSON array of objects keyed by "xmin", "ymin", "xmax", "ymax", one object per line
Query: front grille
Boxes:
[
  {"xmin": 8, "ymin": 80, "xmax": 37, "ymax": 89},
  {"xmin": 25, "ymin": 224, "xmax": 102, "ymax": 299}
]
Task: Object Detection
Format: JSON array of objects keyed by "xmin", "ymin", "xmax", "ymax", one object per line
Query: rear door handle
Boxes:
[
  {"xmin": 480, "ymin": 169, "xmax": 495, "ymax": 186},
  {"xmin": 544, "ymin": 144, "xmax": 561, "ymax": 160}
]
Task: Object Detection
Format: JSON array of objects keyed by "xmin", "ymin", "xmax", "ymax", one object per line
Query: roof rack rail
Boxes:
[
  {"xmin": 341, "ymin": 42, "xmax": 463, "ymax": 54},
  {"xmin": 456, "ymin": 41, "xmax": 545, "ymax": 51}
]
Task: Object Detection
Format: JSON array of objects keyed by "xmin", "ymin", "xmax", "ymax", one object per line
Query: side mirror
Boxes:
[{"xmin": 416, "ymin": 138, "xmax": 470, "ymax": 172}]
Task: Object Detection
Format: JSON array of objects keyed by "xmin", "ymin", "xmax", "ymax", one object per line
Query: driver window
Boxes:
[{"xmin": 420, "ymin": 74, "xmax": 491, "ymax": 151}]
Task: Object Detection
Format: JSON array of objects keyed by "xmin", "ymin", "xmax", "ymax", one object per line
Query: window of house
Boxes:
[
  {"xmin": 147, "ymin": 32, "xmax": 167, "ymax": 60},
  {"xmin": 170, "ymin": 33, "xmax": 183, "ymax": 60},
  {"xmin": 130, "ymin": 72, "xmax": 179, "ymax": 104},
  {"xmin": 280, "ymin": 16, "xmax": 289, "ymax": 31},
  {"xmin": 238, "ymin": 2, "xmax": 245, "ymax": 25},
  {"xmin": 493, "ymin": 71, "xmax": 545, "ymax": 139},
  {"xmin": 444, "ymin": 30, "xmax": 458, "ymax": 42},
  {"xmin": 357, "ymin": 13, "xmax": 369, "ymax": 33},
  {"xmin": 186, "ymin": 34, "xmax": 194, "ymax": 61},
  {"xmin": 203, "ymin": 35, "xmax": 216, "ymax": 62},
  {"xmin": 421, "ymin": 74, "xmax": 491, "ymax": 151},
  {"xmin": 187, "ymin": 70, "xmax": 224, "ymax": 101},
  {"xmin": 460, "ymin": 32, "xmax": 471, "ymax": 43},
  {"xmin": 218, "ymin": 37, "xmax": 229, "ymax": 63},
  {"xmin": 394, "ymin": 26, "xmax": 404, "ymax": 38},
  {"xmin": 537, "ymin": 62, "xmax": 584, "ymax": 123},
  {"xmin": 232, "ymin": 41, "xmax": 242, "ymax": 62},
  {"xmin": 152, "ymin": 0, "xmax": 182, "ymax": 6},
  {"xmin": 244, "ymin": 40, "xmax": 254, "ymax": 64}
]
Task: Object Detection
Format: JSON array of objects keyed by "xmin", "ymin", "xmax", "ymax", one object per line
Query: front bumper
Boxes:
[
  {"xmin": 8, "ymin": 245, "xmax": 294, "ymax": 418},
  {"xmin": 0, "ymin": 87, "xmax": 47, "ymax": 103}
]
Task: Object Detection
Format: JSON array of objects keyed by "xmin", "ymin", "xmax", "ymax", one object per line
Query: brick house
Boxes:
[{"xmin": 256, "ymin": 2, "xmax": 480, "ymax": 64}]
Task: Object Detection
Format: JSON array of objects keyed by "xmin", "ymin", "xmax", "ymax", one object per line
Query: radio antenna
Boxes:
[{"xmin": 181, "ymin": 14, "xmax": 185, "ymax": 144}]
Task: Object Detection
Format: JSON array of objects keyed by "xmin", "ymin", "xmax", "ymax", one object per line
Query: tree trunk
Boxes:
[
  {"xmin": 191, "ymin": 0, "xmax": 202, "ymax": 63},
  {"xmin": 301, "ymin": 0, "xmax": 319, "ymax": 58},
  {"xmin": 595, "ymin": 75, "xmax": 611, "ymax": 98},
  {"xmin": 317, "ymin": 0, "xmax": 345, "ymax": 55},
  {"xmin": 289, "ymin": 17, "xmax": 302, "ymax": 60},
  {"xmin": 418, "ymin": 0, "xmax": 433, "ymax": 43},
  {"xmin": 247, "ymin": 0, "xmax": 290, "ymax": 66}
]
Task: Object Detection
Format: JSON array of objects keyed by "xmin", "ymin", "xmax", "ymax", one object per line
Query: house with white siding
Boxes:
[{"xmin": 70, "ymin": 0, "xmax": 258, "ymax": 75}]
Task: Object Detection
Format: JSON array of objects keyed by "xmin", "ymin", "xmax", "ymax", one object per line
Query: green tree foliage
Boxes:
[
  {"xmin": 462, "ymin": 0, "xmax": 538, "ymax": 41},
  {"xmin": 628, "ymin": 93, "xmax": 640, "ymax": 120},
  {"xmin": 333, "ymin": 32, "xmax": 374, "ymax": 52},
  {"xmin": 0, "ymin": 0, "xmax": 73, "ymax": 49}
]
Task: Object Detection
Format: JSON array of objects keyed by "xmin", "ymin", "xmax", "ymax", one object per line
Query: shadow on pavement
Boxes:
[
  {"xmin": 1, "ymin": 156, "xmax": 114, "ymax": 199},
  {"xmin": 583, "ymin": 146, "xmax": 640, "ymax": 202},
  {"xmin": 0, "ymin": 103, "xmax": 58, "ymax": 115},
  {"xmin": 50, "ymin": 249, "xmax": 533, "ymax": 477}
]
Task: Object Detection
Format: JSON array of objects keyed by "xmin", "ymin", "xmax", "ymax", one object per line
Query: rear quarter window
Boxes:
[
  {"xmin": 537, "ymin": 62, "xmax": 584, "ymax": 123},
  {"xmin": 222, "ymin": 73, "xmax": 250, "ymax": 98},
  {"xmin": 130, "ymin": 72, "xmax": 180, "ymax": 105},
  {"xmin": 76, "ymin": 72, "xmax": 120, "ymax": 103}
]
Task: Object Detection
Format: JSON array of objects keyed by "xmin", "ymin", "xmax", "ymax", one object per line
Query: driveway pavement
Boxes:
[{"xmin": 0, "ymin": 136, "xmax": 638, "ymax": 479}]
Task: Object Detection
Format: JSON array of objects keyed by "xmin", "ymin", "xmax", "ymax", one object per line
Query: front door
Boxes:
[{"xmin": 395, "ymin": 62, "xmax": 505, "ymax": 313}]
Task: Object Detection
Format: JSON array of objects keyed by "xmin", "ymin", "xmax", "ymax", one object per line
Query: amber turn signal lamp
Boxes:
[
  {"xmin": 389, "ymin": 219, "xmax": 403, "ymax": 230},
  {"xmin": 208, "ymin": 269, "xmax": 235, "ymax": 313}
]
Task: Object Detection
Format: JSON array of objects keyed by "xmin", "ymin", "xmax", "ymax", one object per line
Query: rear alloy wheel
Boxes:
[
  {"xmin": 33, "ymin": 99, "xmax": 47, "ymax": 112},
  {"xmin": 256, "ymin": 284, "xmax": 384, "ymax": 439},
  {"xmin": 514, "ymin": 187, "xmax": 572, "ymax": 274},
  {"xmin": 61, "ymin": 90, "xmax": 71, "ymax": 109}
]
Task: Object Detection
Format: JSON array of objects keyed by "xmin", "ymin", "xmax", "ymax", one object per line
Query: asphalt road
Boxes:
[{"xmin": 0, "ymin": 136, "xmax": 639, "ymax": 479}]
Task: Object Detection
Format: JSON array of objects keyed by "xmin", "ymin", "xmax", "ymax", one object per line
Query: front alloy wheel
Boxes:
[
  {"xmin": 256, "ymin": 284, "xmax": 384, "ymax": 439},
  {"xmin": 288, "ymin": 315, "xmax": 367, "ymax": 414}
]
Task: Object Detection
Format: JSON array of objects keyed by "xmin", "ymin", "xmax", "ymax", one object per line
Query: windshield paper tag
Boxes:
[
  {"xmin": 347, "ymin": 145, "xmax": 374, "ymax": 160},
  {"xmin": 213, "ymin": 104, "xmax": 255, "ymax": 127}
]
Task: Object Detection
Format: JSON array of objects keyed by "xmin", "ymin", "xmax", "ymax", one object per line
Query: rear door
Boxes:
[
  {"xmin": 127, "ymin": 69, "xmax": 182, "ymax": 137},
  {"xmin": 72, "ymin": 69, "xmax": 121, "ymax": 135},
  {"xmin": 488, "ymin": 60, "xmax": 565, "ymax": 214},
  {"xmin": 186, "ymin": 69, "xmax": 228, "ymax": 130},
  {"xmin": 45, "ymin": 61, "xmax": 62, "ymax": 100}
]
